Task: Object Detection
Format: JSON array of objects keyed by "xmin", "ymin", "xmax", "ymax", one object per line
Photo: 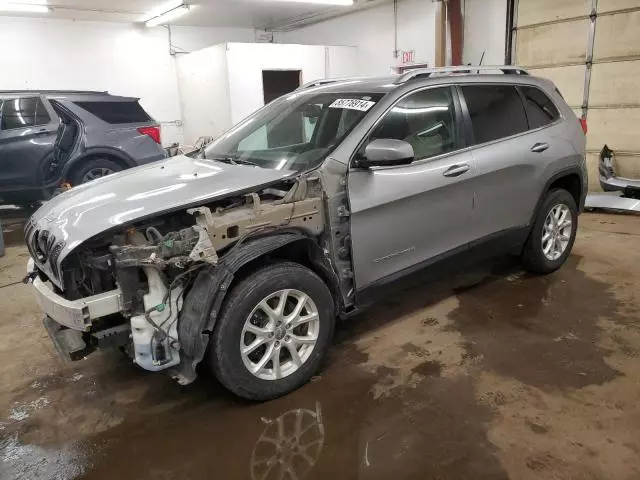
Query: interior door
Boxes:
[
  {"xmin": 0, "ymin": 96, "xmax": 58, "ymax": 189},
  {"xmin": 348, "ymin": 86, "xmax": 476, "ymax": 290}
]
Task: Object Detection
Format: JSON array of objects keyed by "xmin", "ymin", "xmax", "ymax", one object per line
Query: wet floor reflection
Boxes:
[{"xmin": 251, "ymin": 403, "xmax": 324, "ymax": 480}]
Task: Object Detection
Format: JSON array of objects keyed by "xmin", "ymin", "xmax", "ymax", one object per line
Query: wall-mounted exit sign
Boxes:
[{"xmin": 401, "ymin": 50, "xmax": 415, "ymax": 64}]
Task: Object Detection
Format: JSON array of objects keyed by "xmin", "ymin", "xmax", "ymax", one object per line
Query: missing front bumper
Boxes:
[
  {"xmin": 589, "ymin": 145, "xmax": 640, "ymax": 213},
  {"xmin": 598, "ymin": 144, "xmax": 640, "ymax": 196}
]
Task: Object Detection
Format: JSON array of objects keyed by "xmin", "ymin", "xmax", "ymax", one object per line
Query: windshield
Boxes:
[{"xmin": 203, "ymin": 90, "xmax": 385, "ymax": 172}]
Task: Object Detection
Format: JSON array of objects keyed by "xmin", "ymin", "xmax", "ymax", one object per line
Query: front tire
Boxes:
[
  {"xmin": 209, "ymin": 261, "xmax": 335, "ymax": 401},
  {"xmin": 522, "ymin": 188, "xmax": 578, "ymax": 274}
]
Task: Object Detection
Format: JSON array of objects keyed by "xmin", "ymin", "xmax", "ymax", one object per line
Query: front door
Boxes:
[
  {"xmin": 0, "ymin": 96, "xmax": 58, "ymax": 192},
  {"xmin": 348, "ymin": 86, "xmax": 476, "ymax": 290}
]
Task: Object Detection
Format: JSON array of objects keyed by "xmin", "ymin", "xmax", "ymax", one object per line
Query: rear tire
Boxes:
[
  {"xmin": 522, "ymin": 188, "xmax": 578, "ymax": 274},
  {"xmin": 209, "ymin": 261, "xmax": 334, "ymax": 401},
  {"xmin": 71, "ymin": 158, "xmax": 122, "ymax": 185}
]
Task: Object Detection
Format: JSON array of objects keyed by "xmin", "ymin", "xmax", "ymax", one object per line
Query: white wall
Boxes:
[
  {"xmin": 275, "ymin": 0, "xmax": 436, "ymax": 76},
  {"xmin": 170, "ymin": 25, "xmax": 255, "ymax": 53},
  {"xmin": 225, "ymin": 42, "xmax": 358, "ymax": 123},
  {"xmin": 463, "ymin": 0, "xmax": 507, "ymax": 65},
  {"xmin": 277, "ymin": 0, "xmax": 508, "ymax": 73},
  {"xmin": 176, "ymin": 44, "xmax": 231, "ymax": 145},
  {"xmin": 0, "ymin": 16, "xmax": 256, "ymax": 145}
]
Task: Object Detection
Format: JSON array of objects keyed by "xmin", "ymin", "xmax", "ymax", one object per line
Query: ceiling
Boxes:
[{"xmin": 0, "ymin": 0, "xmax": 390, "ymax": 30}]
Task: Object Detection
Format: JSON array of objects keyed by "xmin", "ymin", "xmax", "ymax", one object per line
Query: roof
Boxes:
[
  {"xmin": 0, "ymin": 90, "xmax": 139, "ymax": 102},
  {"xmin": 0, "ymin": 90, "xmax": 108, "ymax": 96}
]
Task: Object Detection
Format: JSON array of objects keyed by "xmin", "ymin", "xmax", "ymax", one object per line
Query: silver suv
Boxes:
[
  {"xmin": 0, "ymin": 91, "xmax": 166, "ymax": 205},
  {"xmin": 25, "ymin": 66, "xmax": 587, "ymax": 400}
]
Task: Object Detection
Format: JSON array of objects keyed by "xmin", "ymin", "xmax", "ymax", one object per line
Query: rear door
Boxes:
[
  {"xmin": 459, "ymin": 84, "xmax": 554, "ymax": 241},
  {"xmin": 348, "ymin": 86, "xmax": 476, "ymax": 290},
  {"xmin": 50, "ymin": 100, "xmax": 82, "ymax": 172},
  {"xmin": 0, "ymin": 96, "xmax": 58, "ymax": 190}
]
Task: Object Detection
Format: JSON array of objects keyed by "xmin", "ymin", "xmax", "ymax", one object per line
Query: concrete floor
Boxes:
[{"xmin": 1, "ymin": 212, "xmax": 639, "ymax": 480}]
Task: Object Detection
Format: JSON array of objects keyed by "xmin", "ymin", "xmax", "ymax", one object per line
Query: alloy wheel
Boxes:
[
  {"xmin": 542, "ymin": 203, "xmax": 573, "ymax": 261},
  {"xmin": 81, "ymin": 167, "xmax": 115, "ymax": 183},
  {"xmin": 240, "ymin": 289, "xmax": 320, "ymax": 380}
]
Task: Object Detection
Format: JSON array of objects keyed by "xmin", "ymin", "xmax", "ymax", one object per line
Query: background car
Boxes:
[{"xmin": 0, "ymin": 90, "xmax": 166, "ymax": 206}]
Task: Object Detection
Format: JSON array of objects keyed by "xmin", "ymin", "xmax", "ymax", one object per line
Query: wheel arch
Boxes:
[
  {"xmin": 529, "ymin": 167, "xmax": 584, "ymax": 227},
  {"xmin": 547, "ymin": 173, "xmax": 582, "ymax": 210},
  {"xmin": 62, "ymin": 147, "xmax": 136, "ymax": 184},
  {"xmin": 173, "ymin": 231, "xmax": 339, "ymax": 385}
]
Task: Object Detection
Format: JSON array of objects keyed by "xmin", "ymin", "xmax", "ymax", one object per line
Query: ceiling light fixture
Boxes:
[
  {"xmin": 0, "ymin": 1, "xmax": 50, "ymax": 13},
  {"xmin": 143, "ymin": 1, "xmax": 191, "ymax": 27},
  {"xmin": 140, "ymin": 0, "xmax": 182, "ymax": 22},
  {"xmin": 270, "ymin": 0, "xmax": 353, "ymax": 5}
]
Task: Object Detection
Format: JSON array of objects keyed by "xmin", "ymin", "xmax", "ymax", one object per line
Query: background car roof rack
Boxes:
[
  {"xmin": 395, "ymin": 65, "xmax": 530, "ymax": 84},
  {"xmin": 0, "ymin": 90, "xmax": 109, "ymax": 96}
]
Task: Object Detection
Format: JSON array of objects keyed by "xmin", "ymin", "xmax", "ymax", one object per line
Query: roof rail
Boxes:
[
  {"xmin": 296, "ymin": 76, "xmax": 374, "ymax": 91},
  {"xmin": 0, "ymin": 90, "xmax": 109, "ymax": 96},
  {"xmin": 395, "ymin": 65, "xmax": 529, "ymax": 84},
  {"xmin": 296, "ymin": 79, "xmax": 342, "ymax": 91}
]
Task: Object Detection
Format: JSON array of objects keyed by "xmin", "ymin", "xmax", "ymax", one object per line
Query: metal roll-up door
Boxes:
[
  {"xmin": 589, "ymin": 2, "xmax": 640, "ymax": 185},
  {"xmin": 514, "ymin": 0, "xmax": 590, "ymax": 119},
  {"xmin": 512, "ymin": 0, "xmax": 640, "ymax": 191}
]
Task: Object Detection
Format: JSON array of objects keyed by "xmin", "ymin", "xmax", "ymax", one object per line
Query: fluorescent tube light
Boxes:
[
  {"xmin": 145, "ymin": 4, "xmax": 190, "ymax": 27},
  {"xmin": 140, "ymin": 0, "xmax": 183, "ymax": 22},
  {"xmin": 269, "ymin": 0, "xmax": 353, "ymax": 4},
  {"xmin": 0, "ymin": 2, "xmax": 50, "ymax": 13}
]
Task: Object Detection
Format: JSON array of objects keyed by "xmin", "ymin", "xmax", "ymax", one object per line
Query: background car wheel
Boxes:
[
  {"xmin": 71, "ymin": 158, "xmax": 122, "ymax": 185},
  {"xmin": 209, "ymin": 261, "xmax": 335, "ymax": 401},
  {"xmin": 522, "ymin": 188, "xmax": 578, "ymax": 274}
]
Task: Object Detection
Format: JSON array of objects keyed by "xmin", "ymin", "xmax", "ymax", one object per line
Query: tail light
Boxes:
[
  {"xmin": 138, "ymin": 126, "xmax": 161, "ymax": 144},
  {"xmin": 579, "ymin": 117, "xmax": 588, "ymax": 134}
]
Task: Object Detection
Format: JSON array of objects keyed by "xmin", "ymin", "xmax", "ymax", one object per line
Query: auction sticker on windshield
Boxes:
[{"xmin": 329, "ymin": 98, "xmax": 376, "ymax": 111}]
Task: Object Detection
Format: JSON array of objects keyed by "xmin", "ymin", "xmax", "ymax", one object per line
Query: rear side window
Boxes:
[
  {"xmin": 1, "ymin": 97, "xmax": 50, "ymax": 130},
  {"xmin": 74, "ymin": 101, "xmax": 152, "ymax": 124},
  {"xmin": 461, "ymin": 85, "xmax": 528, "ymax": 145},
  {"xmin": 520, "ymin": 86, "xmax": 560, "ymax": 129}
]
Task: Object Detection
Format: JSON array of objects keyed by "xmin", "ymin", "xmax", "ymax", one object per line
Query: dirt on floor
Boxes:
[{"xmin": 0, "ymin": 212, "xmax": 639, "ymax": 480}]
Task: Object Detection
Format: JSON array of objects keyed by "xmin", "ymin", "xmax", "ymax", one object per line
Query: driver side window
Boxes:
[
  {"xmin": 238, "ymin": 111, "xmax": 310, "ymax": 151},
  {"xmin": 369, "ymin": 87, "xmax": 457, "ymax": 161}
]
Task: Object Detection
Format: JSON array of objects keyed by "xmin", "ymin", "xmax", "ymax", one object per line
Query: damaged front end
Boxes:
[{"xmin": 27, "ymin": 175, "xmax": 329, "ymax": 384}]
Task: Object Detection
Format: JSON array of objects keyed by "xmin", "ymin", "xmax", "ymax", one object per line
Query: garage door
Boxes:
[{"xmin": 513, "ymin": 0, "xmax": 640, "ymax": 190}]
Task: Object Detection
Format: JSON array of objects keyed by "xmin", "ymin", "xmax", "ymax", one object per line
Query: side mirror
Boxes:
[{"xmin": 355, "ymin": 139, "xmax": 415, "ymax": 168}]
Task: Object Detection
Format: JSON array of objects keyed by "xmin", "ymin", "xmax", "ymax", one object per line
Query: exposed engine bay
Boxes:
[{"xmin": 32, "ymin": 174, "xmax": 331, "ymax": 384}]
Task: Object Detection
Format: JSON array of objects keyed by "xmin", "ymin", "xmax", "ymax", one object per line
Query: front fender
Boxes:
[{"xmin": 172, "ymin": 231, "xmax": 311, "ymax": 385}]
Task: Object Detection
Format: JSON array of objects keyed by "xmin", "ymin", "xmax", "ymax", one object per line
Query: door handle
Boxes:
[
  {"xmin": 530, "ymin": 142, "xmax": 549, "ymax": 153},
  {"xmin": 34, "ymin": 129, "xmax": 51, "ymax": 136},
  {"xmin": 443, "ymin": 164, "xmax": 470, "ymax": 177}
]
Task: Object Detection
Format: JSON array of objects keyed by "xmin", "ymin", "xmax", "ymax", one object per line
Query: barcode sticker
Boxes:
[{"xmin": 329, "ymin": 98, "xmax": 376, "ymax": 111}]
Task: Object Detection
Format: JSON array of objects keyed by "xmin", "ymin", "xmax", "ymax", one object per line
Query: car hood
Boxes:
[{"xmin": 26, "ymin": 155, "xmax": 296, "ymax": 288}]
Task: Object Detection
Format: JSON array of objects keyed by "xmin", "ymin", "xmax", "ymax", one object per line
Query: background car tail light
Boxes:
[
  {"xmin": 579, "ymin": 118, "xmax": 588, "ymax": 134},
  {"xmin": 138, "ymin": 126, "xmax": 161, "ymax": 144}
]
